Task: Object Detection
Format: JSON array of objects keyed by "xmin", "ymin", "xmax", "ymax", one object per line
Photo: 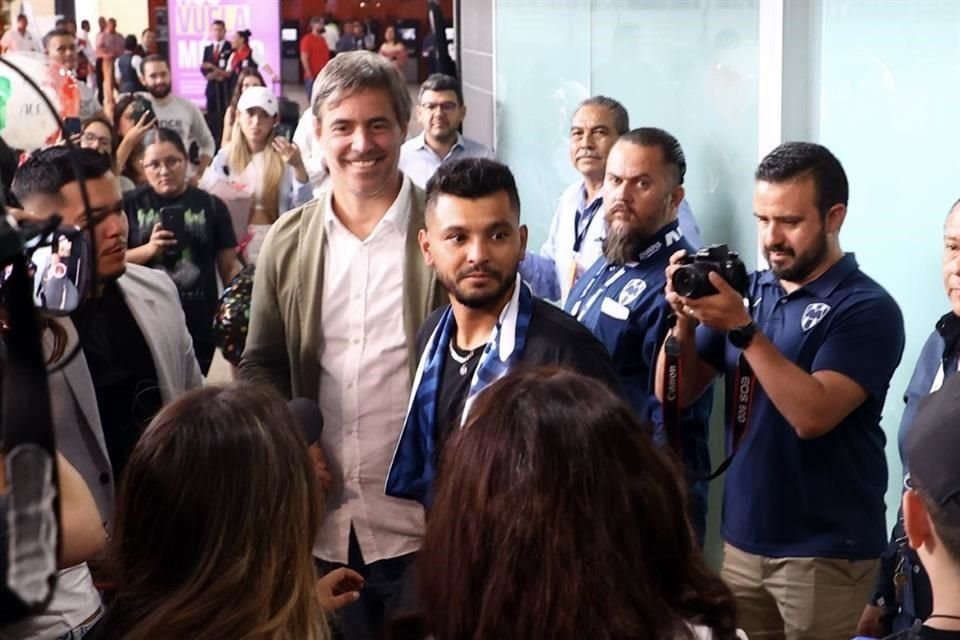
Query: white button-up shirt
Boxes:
[
  {"xmin": 315, "ymin": 176, "xmax": 425, "ymax": 564},
  {"xmin": 1, "ymin": 28, "xmax": 41, "ymax": 53}
]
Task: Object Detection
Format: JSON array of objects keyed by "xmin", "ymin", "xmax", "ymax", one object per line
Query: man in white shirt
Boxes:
[
  {"xmin": 519, "ymin": 96, "xmax": 702, "ymax": 304},
  {"xmin": 240, "ymin": 51, "xmax": 445, "ymax": 640},
  {"xmin": 141, "ymin": 55, "xmax": 216, "ymax": 182},
  {"xmin": 1, "ymin": 14, "xmax": 41, "ymax": 54},
  {"xmin": 45, "ymin": 27, "xmax": 102, "ymax": 119},
  {"xmin": 399, "ymin": 73, "xmax": 494, "ymax": 189},
  {"xmin": 292, "ymin": 107, "xmax": 330, "ymax": 197}
]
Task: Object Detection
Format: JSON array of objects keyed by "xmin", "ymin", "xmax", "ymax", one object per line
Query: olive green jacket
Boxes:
[{"xmin": 239, "ymin": 184, "xmax": 445, "ymax": 400}]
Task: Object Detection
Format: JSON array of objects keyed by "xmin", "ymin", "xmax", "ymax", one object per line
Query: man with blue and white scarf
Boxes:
[{"xmin": 386, "ymin": 158, "xmax": 622, "ymax": 506}]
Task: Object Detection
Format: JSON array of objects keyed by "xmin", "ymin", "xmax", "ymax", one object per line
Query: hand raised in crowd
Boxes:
[
  {"xmin": 315, "ymin": 567, "xmax": 364, "ymax": 611},
  {"xmin": 142, "ymin": 222, "xmax": 176, "ymax": 260},
  {"xmin": 127, "ymin": 111, "xmax": 158, "ymax": 144},
  {"xmin": 272, "ymin": 137, "xmax": 308, "ymax": 183},
  {"xmin": 272, "ymin": 136, "xmax": 304, "ymax": 167},
  {"xmin": 117, "ymin": 111, "xmax": 157, "ymax": 174},
  {"xmin": 665, "ymin": 249, "xmax": 751, "ymax": 333}
]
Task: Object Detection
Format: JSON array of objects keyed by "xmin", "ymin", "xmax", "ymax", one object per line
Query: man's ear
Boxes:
[
  {"xmin": 826, "ymin": 203, "xmax": 846, "ymax": 235},
  {"xmin": 418, "ymin": 227, "xmax": 433, "ymax": 267},
  {"xmin": 904, "ymin": 489, "xmax": 935, "ymax": 552},
  {"xmin": 671, "ymin": 184, "xmax": 686, "ymax": 212}
]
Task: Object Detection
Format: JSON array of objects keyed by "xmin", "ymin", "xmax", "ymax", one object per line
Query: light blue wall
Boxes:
[
  {"xmin": 495, "ymin": 0, "xmax": 760, "ymax": 260},
  {"xmin": 494, "ymin": 0, "xmax": 760, "ymax": 563},
  {"xmin": 492, "ymin": 0, "xmax": 957, "ymax": 544},
  {"xmin": 818, "ymin": 0, "xmax": 960, "ymax": 522}
]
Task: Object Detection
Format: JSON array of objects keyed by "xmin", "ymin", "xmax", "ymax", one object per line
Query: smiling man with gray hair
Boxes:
[{"xmin": 240, "ymin": 51, "xmax": 445, "ymax": 640}]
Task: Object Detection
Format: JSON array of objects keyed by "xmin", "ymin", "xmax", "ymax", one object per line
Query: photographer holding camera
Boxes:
[
  {"xmin": 564, "ymin": 127, "xmax": 714, "ymax": 543},
  {"xmin": 656, "ymin": 142, "xmax": 906, "ymax": 640}
]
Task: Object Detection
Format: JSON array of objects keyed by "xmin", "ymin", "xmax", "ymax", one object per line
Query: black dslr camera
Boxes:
[{"xmin": 671, "ymin": 244, "xmax": 749, "ymax": 299}]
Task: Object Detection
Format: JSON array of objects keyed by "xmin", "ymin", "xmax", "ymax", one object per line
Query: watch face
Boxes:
[{"xmin": 729, "ymin": 322, "xmax": 758, "ymax": 349}]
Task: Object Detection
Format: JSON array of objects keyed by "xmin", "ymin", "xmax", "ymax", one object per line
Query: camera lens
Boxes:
[{"xmin": 672, "ymin": 266, "xmax": 702, "ymax": 298}]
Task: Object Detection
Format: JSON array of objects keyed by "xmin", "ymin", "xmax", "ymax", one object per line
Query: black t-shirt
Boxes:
[
  {"xmin": 123, "ymin": 184, "xmax": 236, "ymax": 363},
  {"xmin": 416, "ymin": 297, "xmax": 625, "ymax": 456},
  {"xmin": 71, "ymin": 282, "xmax": 163, "ymax": 479},
  {"xmin": 123, "ymin": 185, "xmax": 236, "ymax": 307},
  {"xmin": 886, "ymin": 624, "xmax": 960, "ymax": 640},
  {"xmin": 435, "ymin": 342, "xmax": 482, "ymax": 451}
]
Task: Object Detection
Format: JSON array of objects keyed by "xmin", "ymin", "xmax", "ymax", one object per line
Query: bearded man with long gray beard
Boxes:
[{"xmin": 564, "ymin": 127, "xmax": 713, "ymax": 544}]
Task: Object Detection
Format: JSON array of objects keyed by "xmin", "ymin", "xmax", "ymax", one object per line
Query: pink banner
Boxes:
[{"xmin": 167, "ymin": 0, "xmax": 281, "ymax": 108}]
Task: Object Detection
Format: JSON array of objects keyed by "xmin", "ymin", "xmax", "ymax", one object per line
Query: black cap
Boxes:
[
  {"xmin": 287, "ymin": 398, "xmax": 324, "ymax": 446},
  {"xmin": 905, "ymin": 371, "xmax": 960, "ymax": 517}
]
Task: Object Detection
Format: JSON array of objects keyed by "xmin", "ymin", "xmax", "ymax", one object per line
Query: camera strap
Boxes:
[
  {"xmin": 662, "ymin": 329, "xmax": 683, "ymax": 455},
  {"xmin": 701, "ymin": 352, "xmax": 756, "ymax": 481},
  {"xmin": 660, "ymin": 321, "xmax": 757, "ymax": 482}
]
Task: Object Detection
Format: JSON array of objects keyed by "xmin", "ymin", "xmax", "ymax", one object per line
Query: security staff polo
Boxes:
[
  {"xmin": 565, "ymin": 219, "xmax": 713, "ymax": 538},
  {"xmin": 696, "ymin": 253, "xmax": 904, "ymax": 559}
]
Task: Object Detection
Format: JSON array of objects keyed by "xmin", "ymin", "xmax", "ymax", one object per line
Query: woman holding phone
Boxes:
[
  {"xmin": 210, "ymin": 86, "xmax": 311, "ymax": 265},
  {"xmin": 123, "ymin": 128, "xmax": 241, "ymax": 374}
]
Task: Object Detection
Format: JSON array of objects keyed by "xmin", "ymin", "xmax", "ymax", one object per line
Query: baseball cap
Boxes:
[
  {"xmin": 287, "ymin": 397, "xmax": 324, "ymax": 446},
  {"xmin": 905, "ymin": 371, "xmax": 960, "ymax": 518},
  {"xmin": 237, "ymin": 86, "xmax": 278, "ymax": 117}
]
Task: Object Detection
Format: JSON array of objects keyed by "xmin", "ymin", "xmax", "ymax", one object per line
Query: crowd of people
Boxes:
[{"xmin": 0, "ymin": 11, "xmax": 959, "ymax": 640}]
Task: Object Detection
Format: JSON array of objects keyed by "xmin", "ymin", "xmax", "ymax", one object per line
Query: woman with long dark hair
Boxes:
[
  {"xmin": 418, "ymin": 367, "xmax": 742, "ymax": 640},
  {"xmin": 88, "ymin": 384, "xmax": 361, "ymax": 639},
  {"xmin": 378, "ymin": 25, "xmax": 407, "ymax": 71},
  {"xmin": 79, "ymin": 115, "xmax": 137, "ymax": 193},
  {"xmin": 112, "ymin": 93, "xmax": 154, "ymax": 187}
]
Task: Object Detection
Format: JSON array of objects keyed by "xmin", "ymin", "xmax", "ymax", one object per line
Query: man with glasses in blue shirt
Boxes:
[
  {"xmin": 656, "ymin": 141, "xmax": 905, "ymax": 640},
  {"xmin": 399, "ymin": 73, "xmax": 493, "ymax": 189}
]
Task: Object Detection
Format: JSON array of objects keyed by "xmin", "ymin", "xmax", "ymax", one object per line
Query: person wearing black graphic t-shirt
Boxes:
[{"xmin": 124, "ymin": 128, "xmax": 240, "ymax": 374}]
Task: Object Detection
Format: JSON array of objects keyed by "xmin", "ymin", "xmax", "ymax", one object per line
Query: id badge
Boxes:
[{"xmin": 566, "ymin": 254, "xmax": 584, "ymax": 293}]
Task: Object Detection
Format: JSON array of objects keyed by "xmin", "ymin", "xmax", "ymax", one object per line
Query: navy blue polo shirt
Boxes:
[
  {"xmin": 696, "ymin": 253, "xmax": 905, "ymax": 559},
  {"xmin": 565, "ymin": 221, "xmax": 713, "ymax": 527}
]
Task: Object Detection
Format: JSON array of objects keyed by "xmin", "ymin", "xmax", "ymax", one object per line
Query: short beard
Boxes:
[
  {"xmin": 439, "ymin": 268, "xmax": 515, "ymax": 310},
  {"xmin": 767, "ymin": 229, "xmax": 830, "ymax": 282},
  {"xmin": 148, "ymin": 84, "xmax": 171, "ymax": 99}
]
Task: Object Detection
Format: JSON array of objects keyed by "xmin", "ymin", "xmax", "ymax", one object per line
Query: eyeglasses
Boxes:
[
  {"xmin": 81, "ymin": 131, "xmax": 111, "ymax": 148},
  {"xmin": 143, "ymin": 157, "xmax": 184, "ymax": 173},
  {"xmin": 420, "ymin": 101, "xmax": 458, "ymax": 113}
]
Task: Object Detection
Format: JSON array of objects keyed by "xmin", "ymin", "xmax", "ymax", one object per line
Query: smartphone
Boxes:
[
  {"xmin": 159, "ymin": 206, "xmax": 185, "ymax": 260},
  {"xmin": 63, "ymin": 117, "xmax": 81, "ymax": 137},
  {"xmin": 130, "ymin": 97, "xmax": 156, "ymax": 125},
  {"xmin": 273, "ymin": 123, "xmax": 294, "ymax": 142}
]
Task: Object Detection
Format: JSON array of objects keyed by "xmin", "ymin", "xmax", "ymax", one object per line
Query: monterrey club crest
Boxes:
[
  {"xmin": 618, "ymin": 278, "xmax": 647, "ymax": 306},
  {"xmin": 801, "ymin": 302, "xmax": 831, "ymax": 332}
]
